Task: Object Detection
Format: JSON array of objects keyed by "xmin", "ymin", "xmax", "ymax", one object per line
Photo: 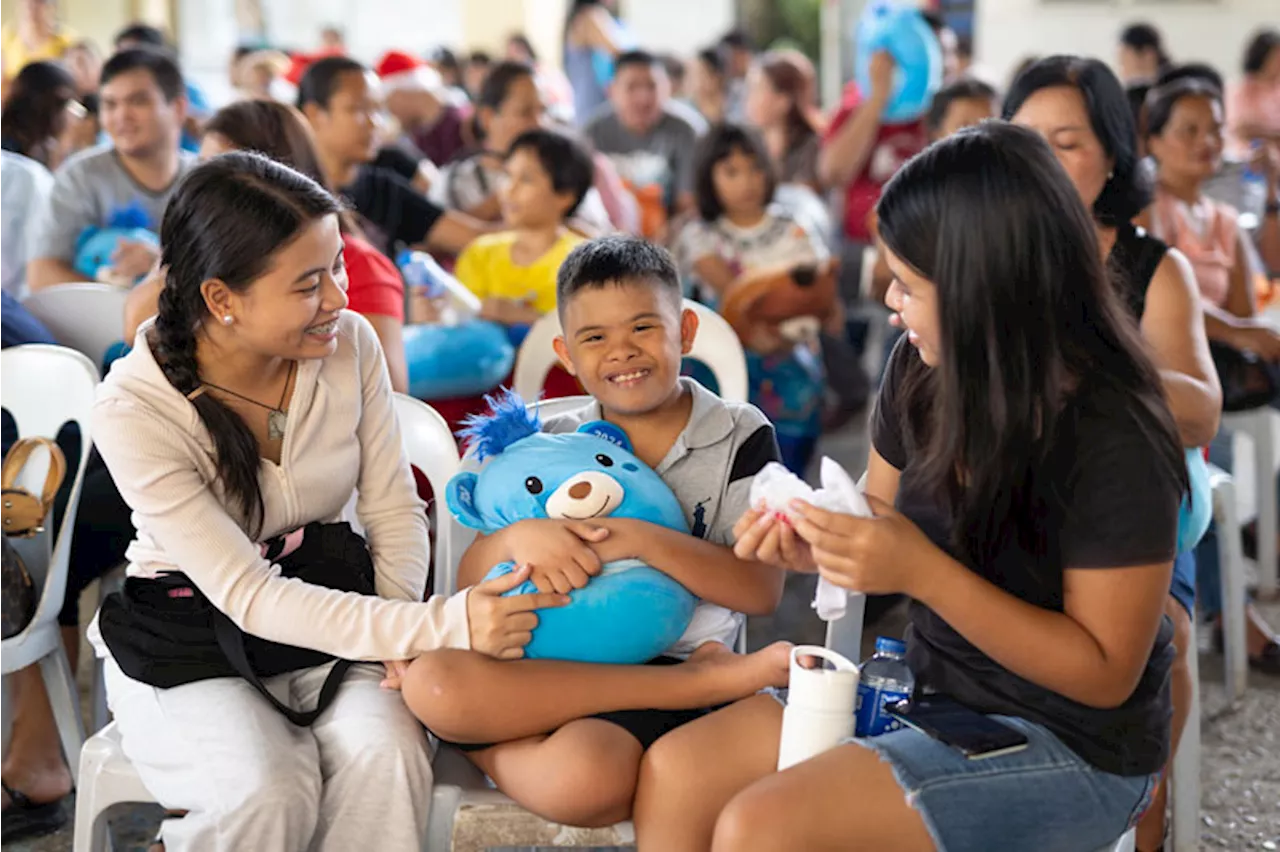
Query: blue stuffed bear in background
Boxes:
[
  {"xmin": 447, "ymin": 389, "xmax": 697, "ymax": 664},
  {"xmin": 73, "ymin": 201, "xmax": 160, "ymax": 284}
]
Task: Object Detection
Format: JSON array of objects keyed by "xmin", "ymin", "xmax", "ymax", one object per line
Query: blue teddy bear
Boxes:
[
  {"xmin": 73, "ymin": 201, "xmax": 160, "ymax": 283},
  {"xmin": 446, "ymin": 390, "xmax": 697, "ymax": 664}
]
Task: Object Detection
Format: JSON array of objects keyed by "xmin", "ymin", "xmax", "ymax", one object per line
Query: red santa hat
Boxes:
[{"xmin": 375, "ymin": 50, "xmax": 443, "ymax": 93}]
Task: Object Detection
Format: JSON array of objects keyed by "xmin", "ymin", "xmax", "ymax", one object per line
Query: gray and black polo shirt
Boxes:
[{"xmin": 545, "ymin": 378, "xmax": 781, "ymax": 652}]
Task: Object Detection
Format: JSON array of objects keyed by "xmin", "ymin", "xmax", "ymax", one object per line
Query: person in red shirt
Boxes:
[{"xmin": 820, "ymin": 52, "xmax": 929, "ymax": 247}]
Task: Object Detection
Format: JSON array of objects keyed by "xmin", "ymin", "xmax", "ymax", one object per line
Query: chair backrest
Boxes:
[
  {"xmin": 22, "ymin": 284, "xmax": 129, "ymax": 373},
  {"xmin": 1, "ymin": 344, "xmax": 99, "ymax": 641},
  {"xmin": 391, "ymin": 394, "xmax": 470, "ymax": 599},
  {"xmin": 512, "ymin": 298, "xmax": 749, "ymax": 403},
  {"xmin": 529, "ymin": 395, "xmax": 593, "ymax": 421}
]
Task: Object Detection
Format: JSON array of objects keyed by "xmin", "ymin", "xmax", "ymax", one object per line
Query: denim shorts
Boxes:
[{"xmin": 769, "ymin": 692, "xmax": 1156, "ymax": 852}]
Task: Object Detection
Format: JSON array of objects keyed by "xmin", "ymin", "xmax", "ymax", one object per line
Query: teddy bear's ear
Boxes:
[
  {"xmin": 445, "ymin": 472, "xmax": 489, "ymax": 530},
  {"xmin": 577, "ymin": 420, "xmax": 632, "ymax": 453}
]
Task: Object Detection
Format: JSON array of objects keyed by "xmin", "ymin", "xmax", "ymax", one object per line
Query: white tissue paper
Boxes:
[{"xmin": 748, "ymin": 458, "xmax": 873, "ymax": 621}]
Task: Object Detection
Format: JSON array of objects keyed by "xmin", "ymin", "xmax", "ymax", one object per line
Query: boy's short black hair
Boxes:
[
  {"xmin": 469, "ymin": 50, "xmax": 493, "ymax": 67},
  {"xmin": 926, "ymin": 78, "xmax": 997, "ymax": 135},
  {"xmin": 556, "ymin": 235, "xmax": 682, "ymax": 317},
  {"xmin": 506, "ymin": 128, "xmax": 595, "ymax": 218},
  {"xmin": 115, "ymin": 23, "xmax": 168, "ymax": 49},
  {"xmin": 614, "ymin": 50, "xmax": 660, "ymax": 76},
  {"xmin": 101, "ymin": 48, "xmax": 185, "ymax": 102}
]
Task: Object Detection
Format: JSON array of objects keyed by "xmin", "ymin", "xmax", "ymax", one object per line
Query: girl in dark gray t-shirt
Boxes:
[{"xmin": 634, "ymin": 122, "xmax": 1188, "ymax": 852}]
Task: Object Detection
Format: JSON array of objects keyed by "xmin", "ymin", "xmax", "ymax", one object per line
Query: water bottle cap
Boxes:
[
  {"xmin": 396, "ymin": 249, "xmax": 414, "ymax": 268},
  {"xmin": 875, "ymin": 636, "xmax": 907, "ymax": 656}
]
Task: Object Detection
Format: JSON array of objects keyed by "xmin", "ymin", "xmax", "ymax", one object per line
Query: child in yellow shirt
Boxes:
[{"xmin": 454, "ymin": 128, "xmax": 595, "ymax": 327}]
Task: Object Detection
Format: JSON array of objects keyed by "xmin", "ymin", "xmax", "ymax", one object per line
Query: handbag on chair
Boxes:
[{"xmin": 1, "ymin": 437, "xmax": 67, "ymax": 639}]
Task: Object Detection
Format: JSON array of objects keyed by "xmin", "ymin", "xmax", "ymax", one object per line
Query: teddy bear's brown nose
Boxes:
[{"xmin": 569, "ymin": 482, "xmax": 593, "ymax": 499}]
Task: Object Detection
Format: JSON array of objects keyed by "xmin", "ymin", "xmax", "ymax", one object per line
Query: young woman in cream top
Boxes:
[{"xmin": 91, "ymin": 151, "xmax": 563, "ymax": 852}]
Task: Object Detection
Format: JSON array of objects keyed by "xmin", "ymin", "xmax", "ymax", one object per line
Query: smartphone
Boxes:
[{"xmin": 888, "ymin": 697, "xmax": 1029, "ymax": 760}]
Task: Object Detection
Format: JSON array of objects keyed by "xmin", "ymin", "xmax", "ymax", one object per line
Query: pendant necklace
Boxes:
[{"xmin": 187, "ymin": 361, "xmax": 296, "ymax": 441}]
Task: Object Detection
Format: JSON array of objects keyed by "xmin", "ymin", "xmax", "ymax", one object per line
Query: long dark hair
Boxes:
[
  {"xmin": 153, "ymin": 152, "xmax": 341, "ymax": 534},
  {"xmin": 693, "ymin": 122, "xmax": 777, "ymax": 222},
  {"xmin": 1003, "ymin": 56, "xmax": 1151, "ymax": 228},
  {"xmin": 1243, "ymin": 28, "xmax": 1280, "ymax": 75},
  {"xmin": 201, "ymin": 99, "xmax": 359, "ymax": 238},
  {"xmin": 473, "ymin": 60, "xmax": 535, "ymax": 145},
  {"xmin": 0, "ymin": 61, "xmax": 76, "ymax": 165},
  {"xmin": 755, "ymin": 51, "xmax": 821, "ymax": 155},
  {"xmin": 876, "ymin": 122, "xmax": 1185, "ymax": 572},
  {"xmin": 203, "ymin": 100, "xmax": 326, "ymax": 185}
]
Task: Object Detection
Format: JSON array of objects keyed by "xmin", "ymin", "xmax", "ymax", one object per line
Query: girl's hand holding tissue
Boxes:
[
  {"xmin": 789, "ymin": 494, "xmax": 943, "ymax": 598},
  {"xmin": 732, "ymin": 506, "xmax": 817, "ymax": 573}
]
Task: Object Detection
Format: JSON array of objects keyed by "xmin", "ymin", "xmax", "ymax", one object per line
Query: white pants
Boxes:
[{"xmin": 104, "ymin": 658, "xmax": 433, "ymax": 852}]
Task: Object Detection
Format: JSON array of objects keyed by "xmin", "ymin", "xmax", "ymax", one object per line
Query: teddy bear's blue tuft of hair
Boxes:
[{"xmin": 457, "ymin": 387, "xmax": 542, "ymax": 461}]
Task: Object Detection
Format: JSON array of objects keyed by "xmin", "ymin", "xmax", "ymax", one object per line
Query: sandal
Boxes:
[
  {"xmin": 1213, "ymin": 624, "xmax": 1280, "ymax": 675},
  {"xmin": 0, "ymin": 779, "xmax": 69, "ymax": 843}
]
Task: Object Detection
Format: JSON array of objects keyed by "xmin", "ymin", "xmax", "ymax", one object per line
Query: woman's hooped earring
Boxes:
[{"xmin": 222, "ymin": 315, "xmax": 233, "ymax": 325}]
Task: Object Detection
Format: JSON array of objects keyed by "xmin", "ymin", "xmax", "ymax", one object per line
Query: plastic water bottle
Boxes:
[
  {"xmin": 397, "ymin": 249, "xmax": 481, "ymax": 324},
  {"xmin": 398, "ymin": 249, "xmax": 449, "ymax": 300},
  {"xmin": 854, "ymin": 637, "xmax": 915, "ymax": 737},
  {"xmin": 1241, "ymin": 141, "xmax": 1268, "ymax": 224}
]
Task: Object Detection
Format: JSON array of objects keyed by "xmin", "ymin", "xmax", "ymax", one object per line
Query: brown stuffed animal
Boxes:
[{"xmin": 719, "ymin": 258, "xmax": 840, "ymax": 346}]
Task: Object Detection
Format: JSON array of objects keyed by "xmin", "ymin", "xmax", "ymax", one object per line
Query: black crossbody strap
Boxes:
[{"xmin": 212, "ymin": 611, "xmax": 352, "ymax": 727}]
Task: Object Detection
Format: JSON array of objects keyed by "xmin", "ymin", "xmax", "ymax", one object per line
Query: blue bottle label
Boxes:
[{"xmin": 854, "ymin": 682, "xmax": 910, "ymax": 737}]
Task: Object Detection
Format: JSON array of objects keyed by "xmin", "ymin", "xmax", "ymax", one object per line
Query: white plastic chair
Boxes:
[
  {"xmin": 74, "ymin": 397, "xmax": 463, "ymax": 852},
  {"xmin": 1209, "ymin": 465, "xmax": 1250, "ymax": 702},
  {"xmin": 1, "ymin": 345, "xmax": 98, "ymax": 786},
  {"xmin": 512, "ymin": 299, "xmax": 749, "ymax": 404},
  {"xmin": 393, "ymin": 394, "xmax": 464, "ymax": 593},
  {"xmin": 22, "ymin": 283, "xmax": 130, "ymax": 373},
  {"xmin": 1219, "ymin": 408, "xmax": 1278, "ymax": 596}
]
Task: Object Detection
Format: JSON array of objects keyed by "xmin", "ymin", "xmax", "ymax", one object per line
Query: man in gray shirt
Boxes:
[
  {"xmin": 26, "ymin": 47, "xmax": 194, "ymax": 292},
  {"xmin": 585, "ymin": 50, "xmax": 705, "ymax": 235}
]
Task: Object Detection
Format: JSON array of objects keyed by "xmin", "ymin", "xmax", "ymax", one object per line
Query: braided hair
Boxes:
[{"xmin": 153, "ymin": 151, "xmax": 340, "ymax": 535}]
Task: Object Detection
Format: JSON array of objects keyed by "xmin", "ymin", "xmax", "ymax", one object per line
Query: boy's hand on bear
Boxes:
[
  {"xmin": 585, "ymin": 517, "xmax": 646, "ymax": 564},
  {"xmin": 502, "ymin": 518, "xmax": 609, "ymax": 591}
]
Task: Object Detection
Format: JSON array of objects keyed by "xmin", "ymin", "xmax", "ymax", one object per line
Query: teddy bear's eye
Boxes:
[
  {"xmin": 595, "ymin": 453, "xmax": 614, "ymax": 467},
  {"xmin": 524, "ymin": 476, "xmax": 543, "ymax": 494}
]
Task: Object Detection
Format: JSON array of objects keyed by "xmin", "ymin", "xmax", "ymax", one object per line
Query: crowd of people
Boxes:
[{"xmin": 2, "ymin": 0, "xmax": 1280, "ymax": 849}]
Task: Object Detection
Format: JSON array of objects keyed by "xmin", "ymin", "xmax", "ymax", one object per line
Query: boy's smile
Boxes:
[{"xmin": 553, "ymin": 282, "xmax": 697, "ymax": 419}]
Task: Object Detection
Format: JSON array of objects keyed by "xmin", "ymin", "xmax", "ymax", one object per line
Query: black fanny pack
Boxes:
[{"xmin": 99, "ymin": 521, "xmax": 376, "ymax": 726}]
